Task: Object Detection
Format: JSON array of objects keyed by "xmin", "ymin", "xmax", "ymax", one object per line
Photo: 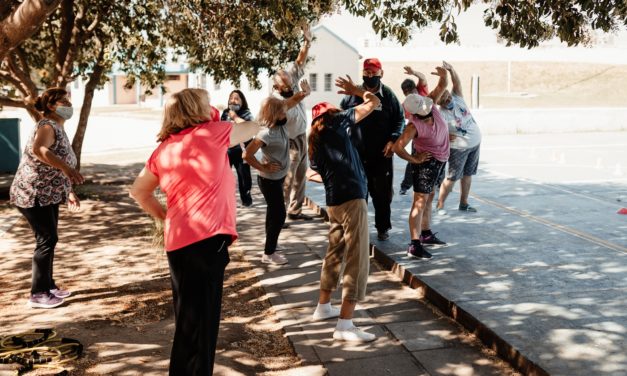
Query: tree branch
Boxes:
[
  {"xmin": 0, "ymin": 69, "xmax": 28, "ymax": 95},
  {"xmin": 0, "ymin": 95, "xmax": 26, "ymax": 108},
  {"xmin": 0, "ymin": 0, "xmax": 62, "ymax": 61},
  {"xmin": 11, "ymin": 47, "xmax": 38, "ymax": 95},
  {"xmin": 56, "ymin": 2, "xmax": 85, "ymax": 87}
]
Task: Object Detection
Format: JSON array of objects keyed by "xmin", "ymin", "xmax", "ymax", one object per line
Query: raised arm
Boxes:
[
  {"xmin": 403, "ymin": 66, "xmax": 427, "ymax": 87},
  {"xmin": 283, "ymin": 79, "xmax": 311, "ymax": 109},
  {"xmin": 443, "ymin": 61, "xmax": 462, "ymax": 97},
  {"xmin": 428, "ymin": 66, "xmax": 449, "ymax": 104},
  {"xmin": 295, "ymin": 25, "xmax": 312, "ymax": 67},
  {"xmin": 335, "ymin": 75, "xmax": 380, "ymax": 123}
]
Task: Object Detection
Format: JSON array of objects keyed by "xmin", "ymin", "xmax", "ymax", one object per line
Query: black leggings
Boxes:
[
  {"xmin": 257, "ymin": 175, "xmax": 286, "ymax": 254},
  {"xmin": 228, "ymin": 146, "xmax": 253, "ymax": 205},
  {"xmin": 17, "ymin": 203, "xmax": 60, "ymax": 295},
  {"xmin": 167, "ymin": 234, "xmax": 231, "ymax": 376}
]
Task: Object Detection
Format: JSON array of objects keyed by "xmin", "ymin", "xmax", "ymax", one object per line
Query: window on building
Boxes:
[
  {"xmin": 324, "ymin": 74, "xmax": 332, "ymax": 92},
  {"xmin": 73, "ymin": 80, "xmax": 79, "ymax": 89},
  {"xmin": 309, "ymin": 73, "xmax": 318, "ymax": 92},
  {"xmin": 214, "ymin": 81, "xmax": 221, "ymax": 90}
]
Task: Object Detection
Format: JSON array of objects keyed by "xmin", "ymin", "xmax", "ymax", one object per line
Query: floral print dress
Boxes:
[{"xmin": 10, "ymin": 119, "xmax": 77, "ymax": 208}]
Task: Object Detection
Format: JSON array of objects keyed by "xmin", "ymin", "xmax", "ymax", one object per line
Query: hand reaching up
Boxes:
[
  {"xmin": 335, "ymin": 75, "xmax": 363, "ymax": 96},
  {"xmin": 431, "ymin": 66, "xmax": 447, "ymax": 78},
  {"xmin": 300, "ymin": 79, "xmax": 311, "ymax": 96}
]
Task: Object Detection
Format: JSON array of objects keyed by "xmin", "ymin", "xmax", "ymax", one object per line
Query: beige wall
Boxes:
[{"xmin": 114, "ymin": 76, "xmax": 138, "ymax": 104}]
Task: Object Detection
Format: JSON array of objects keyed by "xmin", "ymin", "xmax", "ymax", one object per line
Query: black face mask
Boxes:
[
  {"xmin": 363, "ymin": 76, "xmax": 381, "ymax": 89},
  {"xmin": 280, "ymin": 89, "xmax": 294, "ymax": 98},
  {"xmin": 275, "ymin": 118, "xmax": 288, "ymax": 126}
]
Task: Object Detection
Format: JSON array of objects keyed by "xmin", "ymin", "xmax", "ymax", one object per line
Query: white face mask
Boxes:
[{"xmin": 55, "ymin": 106, "xmax": 74, "ymax": 120}]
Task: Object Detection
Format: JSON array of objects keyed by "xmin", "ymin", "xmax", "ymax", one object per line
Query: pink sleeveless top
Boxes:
[{"xmin": 410, "ymin": 106, "xmax": 450, "ymax": 162}]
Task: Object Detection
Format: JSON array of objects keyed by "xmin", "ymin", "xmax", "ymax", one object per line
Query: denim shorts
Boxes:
[{"xmin": 447, "ymin": 144, "xmax": 480, "ymax": 181}]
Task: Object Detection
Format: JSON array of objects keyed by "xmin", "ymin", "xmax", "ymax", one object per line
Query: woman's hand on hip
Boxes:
[
  {"xmin": 262, "ymin": 162, "xmax": 282, "ymax": 173},
  {"xmin": 412, "ymin": 152, "xmax": 432, "ymax": 164}
]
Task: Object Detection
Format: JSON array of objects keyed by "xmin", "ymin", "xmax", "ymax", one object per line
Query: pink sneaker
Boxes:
[
  {"xmin": 50, "ymin": 288, "xmax": 71, "ymax": 298},
  {"xmin": 28, "ymin": 292, "xmax": 64, "ymax": 309}
]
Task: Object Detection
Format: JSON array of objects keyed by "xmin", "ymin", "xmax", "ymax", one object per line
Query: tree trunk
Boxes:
[
  {"xmin": 0, "ymin": 0, "xmax": 62, "ymax": 61},
  {"xmin": 71, "ymin": 63, "xmax": 104, "ymax": 171}
]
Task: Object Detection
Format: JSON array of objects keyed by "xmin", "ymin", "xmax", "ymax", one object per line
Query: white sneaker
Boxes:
[
  {"xmin": 437, "ymin": 208, "xmax": 447, "ymax": 215},
  {"xmin": 312, "ymin": 305, "xmax": 340, "ymax": 321},
  {"xmin": 333, "ymin": 326, "xmax": 376, "ymax": 342},
  {"xmin": 261, "ymin": 253, "xmax": 288, "ymax": 265}
]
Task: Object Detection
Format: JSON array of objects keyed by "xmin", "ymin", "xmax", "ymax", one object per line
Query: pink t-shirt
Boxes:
[
  {"xmin": 410, "ymin": 106, "xmax": 450, "ymax": 162},
  {"xmin": 147, "ymin": 121, "xmax": 238, "ymax": 251}
]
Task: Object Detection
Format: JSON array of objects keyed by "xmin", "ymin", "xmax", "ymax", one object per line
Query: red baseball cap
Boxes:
[
  {"xmin": 363, "ymin": 58, "xmax": 382, "ymax": 72},
  {"xmin": 312, "ymin": 102, "xmax": 336, "ymax": 122}
]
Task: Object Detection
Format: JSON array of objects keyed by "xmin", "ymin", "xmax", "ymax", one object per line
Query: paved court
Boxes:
[{"xmin": 307, "ymin": 131, "xmax": 627, "ymax": 376}]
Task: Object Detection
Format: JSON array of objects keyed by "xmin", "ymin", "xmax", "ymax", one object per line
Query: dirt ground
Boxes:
[{"xmin": 0, "ymin": 163, "xmax": 301, "ymax": 375}]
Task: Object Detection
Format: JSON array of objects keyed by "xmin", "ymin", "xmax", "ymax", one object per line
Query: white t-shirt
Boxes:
[{"xmin": 440, "ymin": 94, "xmax": 481, "ymax": 150}]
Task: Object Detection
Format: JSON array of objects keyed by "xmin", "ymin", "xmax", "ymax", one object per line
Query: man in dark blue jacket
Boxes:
[{"xmin": 340, "ymin": 58, "xmax": 405, "ymax": 241}]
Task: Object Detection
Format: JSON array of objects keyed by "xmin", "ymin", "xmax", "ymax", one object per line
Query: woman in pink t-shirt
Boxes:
[
  {"xmin": 129, "ymin": 88, "xmax": 258, "ymax": 376},
  {"xmin": 393, "ymin": 66, "xmax": 449, "ymax": 260}
]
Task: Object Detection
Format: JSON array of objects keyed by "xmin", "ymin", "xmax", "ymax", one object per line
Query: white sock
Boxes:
[
  {"xmin": 336, "ymin": 318, "xmax": 354, "ymax": 330},
  {"xmin": 317, "ymin": 302, "xmax": 332, "ymax": 311}
]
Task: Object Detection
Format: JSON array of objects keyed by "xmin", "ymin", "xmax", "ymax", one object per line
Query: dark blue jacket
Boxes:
[
  {"xmin": 340, "ymin": 83, "xmax": 404, "ymax": 164},
  {"xmin": 310, "ymin": 109, "xmax": 367, "ymax": 206}
]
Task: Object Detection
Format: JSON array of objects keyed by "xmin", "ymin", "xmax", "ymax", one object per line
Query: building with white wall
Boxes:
[{"xmin": 306, "ymin": 25, "xmax": 361, "ymax": 110}]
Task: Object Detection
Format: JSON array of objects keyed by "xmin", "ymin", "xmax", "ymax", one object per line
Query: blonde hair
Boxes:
[
  {"xmin": 257, "ymin": 97, "xmax": 286, "ymax": 128},
  {"xmin": 157, "ymin": 88, "xmax": 212, "ymax": 142}
]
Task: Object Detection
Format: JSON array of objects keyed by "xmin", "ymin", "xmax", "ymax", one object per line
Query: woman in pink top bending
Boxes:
[
  {"xmin": 393, "ymin": 66, "xmax": 450, "ymax": 259},
  {"xmin": 130, "ymin": 88, "xmax": 258, "ymax": 376}
]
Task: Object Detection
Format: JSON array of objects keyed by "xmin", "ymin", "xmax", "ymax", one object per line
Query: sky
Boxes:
[{"xmin": 317, "ymin": 4, "xmax": 627, "ymax": 64}]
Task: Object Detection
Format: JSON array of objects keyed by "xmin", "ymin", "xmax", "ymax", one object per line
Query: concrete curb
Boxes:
[{"xmin": 304, "ymin": 196, "xmax": 549, "ymax": 376}]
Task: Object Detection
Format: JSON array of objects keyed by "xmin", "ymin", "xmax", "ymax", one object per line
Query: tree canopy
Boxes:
[{"xmin": 0, "ymin": 0, "xmax": 625, "ymax": 167}]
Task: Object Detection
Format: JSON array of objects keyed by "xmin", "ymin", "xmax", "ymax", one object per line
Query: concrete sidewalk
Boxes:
[
  {"xmin": 234, "ymin": 186, "xmax": 519, "ymax": 376},
  {"xmin": 305, "ymin": 151, "xmax": 627, "ymax": 375}
]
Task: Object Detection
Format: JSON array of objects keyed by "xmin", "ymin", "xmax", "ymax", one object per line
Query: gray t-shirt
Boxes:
[
  {"xmin": 256, "ymin": 125, "xmax": 290, "ymax": 180},
  {"xmin": 273, "ymin": 62, "xmax": 307, "ymax": 139}
]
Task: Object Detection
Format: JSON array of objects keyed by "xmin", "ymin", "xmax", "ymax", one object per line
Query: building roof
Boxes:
[{"xmin": 312, "ymin": 24, "xmax": 360, "ymax": 55}]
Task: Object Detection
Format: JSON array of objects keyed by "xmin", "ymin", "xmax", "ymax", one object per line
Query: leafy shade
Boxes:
[{"xmin": 341, "ymin": 0, "xmax": 627, "ymax": 48}]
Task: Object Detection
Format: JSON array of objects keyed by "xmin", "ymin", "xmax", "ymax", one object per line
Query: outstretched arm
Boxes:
[
  {"xmin": 443, "ymin": 61, "xmax": 462, "ymax": 97},
  {"xmin": 403, "ymin": 66, "xmax": 427, "ymax": 87},
  {"xmin": 284, "ymin": 79, "xmax": 311, "ymax": 109},
  {"xmin": 335, "ymin": 75, "xmax": 381, "ymax": 123},
  {"xmin": 295, "ymin": 25, "xmax": 312, "ymax": 67},
  {"xmin": 428, "ymin": 66, "xmax": 449, "ymax": 104}
]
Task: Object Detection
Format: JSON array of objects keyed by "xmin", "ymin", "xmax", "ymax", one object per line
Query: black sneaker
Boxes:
[
  {"xmin": 407, "ymin": 243, "xmax": 432, "ymax": 259},
  {"xmin": 420, "ymin": 232, "xmax": 447, "ymax": 246},
  {"xmin": 377, "ymin": 230, "xmax": 389, "ymax": 241},
  {"xmin": 399, "ymin": 188, "xmax": 408, "ymax": 195}
]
